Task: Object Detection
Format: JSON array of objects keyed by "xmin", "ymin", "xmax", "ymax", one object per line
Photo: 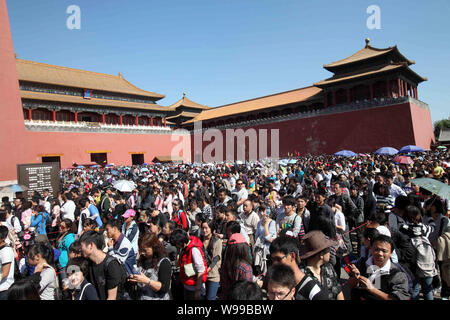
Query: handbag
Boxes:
[{"xmin": 183, "ymin": 263, "xmax": 196, "ymax": 277}]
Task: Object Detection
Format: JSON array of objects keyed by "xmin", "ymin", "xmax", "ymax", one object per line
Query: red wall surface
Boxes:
[
  {"xmin": 0, "ymin": 0, "xmax": 29, "ymax": 181},
  {"xmin": 192, "ymin": 102, "xmax": 434, "ymax": 161}
]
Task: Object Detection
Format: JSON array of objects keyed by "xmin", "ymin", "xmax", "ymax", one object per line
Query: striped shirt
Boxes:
[{"xmin": 295, "ymin": 275, "xmax": 329, "ymax": 300}]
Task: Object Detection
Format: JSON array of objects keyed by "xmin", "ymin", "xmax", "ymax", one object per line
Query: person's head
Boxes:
[
  {"xmin": 189, "ymin": 199, "xmax": 198, "ymax": 211},
  {"xmin": 350, "ymin": 184, "xmax": 359, "ymax": 198},
  {"xmin": 28, "ymin": 242, "xmax": 54, "ymax": 266},
  {"xmin": 227, "ymin": 280, "xmax": 263, "ymax": 300},
  {"xmin": 266, "ymin": 264, "xmax": 296, "ymax": 300},
  {"xmin": 331, "ymin": 182, "xmax": 342, "ymax": 196},
  {"xmin": 79, "ymin": 230, "xmax": 104, "ymax": 259},
  {"xmin": 362, "ymin": 227, "xmax": 380, "ymax": 249},
  {"xmin": 392, "ymin": 195, "xmax": 409, "ymax": 217},
  {"xmin": 218, "ymin": 188, "xmax": 227, "ymax": 202},
  {"xmin": 225, "ymin": 209, "xmax": 238, "ymax": 222},
  {"xmin": 122, "ymin": 209, "xmax": 136, "ymax": 225},
  {"xmin": 282, "ymin": 196, "xmax": 296, "ymax": 215},
  {"xmin": 370, "ymin": 235, "xmax": 394, "ymax": 268},
  {"xmin": 405, "ymin": 205, "xmax": 422, "ymax": 224},
  {"xmin": 269, "ymin": 236, "xmax": 300, "ymax": 268},
  {"xmin": 66, "ymin": 257, "xmax": 89, "ymax": 289},
  {"xmin": 295, "ymin": 195, "xmax": 308, "ymax": 210},
  {"xmin": 82, "ymin": 218, "xmax": 98, "ymax": 233},
  {"xmin": 105, "ymin": 219, "xmax": 122, "ymax": 240},
  {"xmin": 373, "ymin": 182, "xmax": 390, "ymax": 197},
  {"xmin": 172, "ymin": 198, "xmax": 183, "ymax": 211},
  {"xmin": 13, "ymin": 198, "xmax": 22, "ymax": 208},
  {"xmin": 162, "ymin": 220, "xmax": 176, "ymax": 236},
  {"xmin": 0, "ymin": 225, "xmax": 8, "ymax": 245},
  {"xmin": 243, "ymin": 199, "xmax": 253, "ymax": 214},
  {"xmin": 169, "ymin": 229, "xmax": 190, "ymax": 250},
  {"xmin": 236, "ymin": 179, "xmax": 245, "ymax": 190},
  {"xmin": 299, "ymin": 230, "xmax": 335, "ymax": 265},
  {"xmin": 225, "ymin": 220, "xmax": 241, "ymax": 239},
  {"xmin": 428, "ymin": 199, "xmax": 445, "ymax": 219},
  {"xmin": 224, "ymin": 233, "xmax": 251, "ymax": 274},
  {"xmin": 68, "ymin": 240, "xmax": 82, "ymax": 259},
  {"xmin": 6, "ymin": 279, "xmax": 40, "ymax": 300},
  {"xmin": 201, "ymin": 218, "xmax": 215, "ymax": 239},
  {"xmin": 149, "ymin": 215, "xmax": 165, "ymax": 234},
  {"xmin": 313, "ymin": 189, "xmax": 327, "ymax": 205},
  {"xmin": 215, "ymin": 204, "xmax": 227, "ymax": 221},
  {"xmin": 60, "ymin": 218, "xmax": 76, "ymax": 235},
  {"xmin": 138, "ymin": 232, "xmax": 167, "ymax": 268}
]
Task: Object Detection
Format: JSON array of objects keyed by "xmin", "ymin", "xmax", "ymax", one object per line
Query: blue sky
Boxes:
[{"xmin": 7, "ymin": 0, "xmax": 450, "ymax": 122}]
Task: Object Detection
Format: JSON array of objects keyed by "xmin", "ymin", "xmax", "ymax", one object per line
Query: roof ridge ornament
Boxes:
[
  {"xmin": 365, "ymin": 38, "xmax": 371, "ymax": 48},
  {"xmin": 118, "ymin": 72, "xmax": 123, "ymax": 78}
]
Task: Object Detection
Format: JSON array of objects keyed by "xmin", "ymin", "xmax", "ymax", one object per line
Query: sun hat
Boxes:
[
  {"xmin": 122, "ymin": 209, "xmax": 136, "ymax": 219},
  {"xmin": 299, "ymin": 230, "xmax": 337, "ymax": 260}
]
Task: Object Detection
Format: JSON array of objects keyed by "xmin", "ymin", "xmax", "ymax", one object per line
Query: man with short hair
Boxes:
[
  {"xmin": 0, "ymin": 226, "xmax": 15, "ymax": 299},
  {"xmin": 269, "ymin": 236, "xmax": 329, "ymax": 300},
  {"xmin": 79, "ymin": 230, "xmax": 126, "ymax": 300},
  {"xmin": 215, "ymin": 188, "xmax": 231, "ymax": 207},
  {"xmin": 225, "ymin": 209, "xmax": 250, "ymax": 244},
  {"xmin": 266, "ymin": 263, "xmax": 297, "ymax": 300},
  {"xmin": 234, "ymin": 179, "xmax": 248, "ymax": 213},
  {"xmin": 105, "ymin": 219, "xmax": 136, "ymax": 275},
  {"xmin": 239, "ymin": 200, "xmax": 260, "ymax": 247},
  {"xmin": 348, "ymin": 235, "xmax": 410, "ymax": 300},
  {"xmin": 385, "ymin": 173, "xmax": 407, "ymax": 200},
  {"xmin": 276, "ymin": 196, "xmax": 301, "ymax": 238}
]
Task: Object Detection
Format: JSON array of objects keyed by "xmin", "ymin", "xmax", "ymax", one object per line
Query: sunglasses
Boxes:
[{"xmin": 270, "ymin": 253, "xmax": 289, "ymax": 263}]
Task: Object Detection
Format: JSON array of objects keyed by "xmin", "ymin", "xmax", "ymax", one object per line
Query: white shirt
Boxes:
[
  {"xmin": 6, "ymin": 215, "xmax": 22, "ymax": 234},
  {"xmin": 0, "ymin": 245, "xmax": 15, "ymax": 292},
  {"xmin": 334, "ymin": 209, "xmax": 346, "ymax": 231},
  {"xmin": 60, "ymin": 200, "xmax": 76, "ymax": 222}
]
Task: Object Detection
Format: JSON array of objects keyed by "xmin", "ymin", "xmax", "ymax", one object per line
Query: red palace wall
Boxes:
[{"xmin": 192, "ymin": 102, "xmax": 435, "ymax": 161}]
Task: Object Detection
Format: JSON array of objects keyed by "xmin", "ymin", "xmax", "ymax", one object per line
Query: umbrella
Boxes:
[
  {"xmin": 76, "ymin": 165, "xmax": 85, "ymax": 169},
  {"xmin": 334, "ymin": 150, "xmax": 358, "ymax": 157},
  {"xmin": 410, "ymin": 178, "xmax": 450, "ymax": 200},
  {"xmin": 393, "ymin": 155, "xmax": 414, "ymax": 165},
  {"xmin": 105, "ymin": 163, "xmax": 115, "ymax": 167},
  {"xmin": 112, "ymin": 180, "xmax": 136, "ymax": 192},
  {"xmin": 91, "ymin": 165, "xmax": 101, "ymax": 168},
  {"xmin": 0, "ymin": 184, "xmax": 28, "ymax": 193},
  {"xmin": 111, "ymin": 170, "xmax": 119, "ymax": 176},
  {"xmin": 399, "ymin": 145, "xmax": 425, "ymax": 153},
  {"xmin": 437, "ymin": 146, "xmax": 447, "ymax": 150},
  {"xmin": 236, "ymin": 160, "xmax": 243, "ymax": 165},
  {"xmin": 140, "ymin": 168, "xmax": 149, "ymax": 173},
  {"xmin": 375, "ymin": 147, "xmax": 399, "ymax": 155},
  {"xmin": 288, "ymin": 159, "xmax": 297, "ymax": 164}
]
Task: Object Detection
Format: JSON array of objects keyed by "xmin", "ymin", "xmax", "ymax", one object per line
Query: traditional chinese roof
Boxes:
[
  {"xmin": 184, "ymin": 86, "xmax": 323, "ymax": 124},
  {"xmin": 166, "ymin": 111, "xmax": 200, "ymax": 120},
  {"xmin": 166, "ymin": 93, "xmax": 211, "ymax": 110},
  {"xmin": 16, "ymin": 58, "xmax": 165, "ymax": 100},
  {"xmin": 314, "ymin": 63, "xmax": 427, "ymax": 87},
  {"xmin": 20, "ymin": 90, "xmax": 172, "ymax": 112},
  {"xmin": 438, "ymin": 129, "xmax": 450, "ymax": 142},
  {"xmin": 323, "ymin": 38, "xmax": 415, "ymax": 72}
]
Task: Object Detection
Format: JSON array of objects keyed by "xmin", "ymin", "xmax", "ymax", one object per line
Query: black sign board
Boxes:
[{"xmin": 17, "ymin": 162, "xmax": 61, "ymax": 199}]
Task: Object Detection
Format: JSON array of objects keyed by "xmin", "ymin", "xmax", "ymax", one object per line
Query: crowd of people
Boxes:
[{"xmin": 0, "ymin": 149, "xmax": 449, "ymax": 301}]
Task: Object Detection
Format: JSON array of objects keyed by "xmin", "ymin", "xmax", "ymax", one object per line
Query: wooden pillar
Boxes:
[
  {"xmin": 135, "ymin": 115, "xmax": 139, "ymax": 126},
  {"xmin": 415, "ymin": 87, "xmax": 418, "ymax": 100},
  {"xmin": 119, "ymin": 114, "xmax": 123, "ymax": 125},
  {"xmin": 150, "ymin": 116, "xmax": 153, "ymax": 126},
  {"xmin": 102, "ymin": 113, "xmax": 105, "ymax": 124},
  {"xmin": 74, "ymin": 111, "xmax": 78, "ymax": 123},
  {"xmin": 369, "ymin": 83, "xmax": 374, "ymax": 100},
  {"xmin": 164, "ymin": 117, "xmax": 166, "ymax": 127},
  {"xmin": 52, "ymin": 110, "xmax": 56, "ymax": 122},
  {"xmin": 405, "ymin": 82, "xmax": 409, "ymax": 97},
  {"xmin": 346, "ymin": 88, "xmax": 351, "ymax": 103},
  {"xmin": 397, "ymin": 78, "xmax": 402, "ymax": 97},
  {"xmin": 28, "ymin": 108, "xmax": 32, "ymax": 120},
  {"xmin": 386, "ymin": 80, "xmax": 391, "ymax": 98}
]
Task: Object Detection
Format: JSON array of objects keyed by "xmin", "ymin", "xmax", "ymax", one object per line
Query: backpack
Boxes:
[
  {"xmin": 177, "ymin": 210, "xmax": 190, "ymax": 231},
  {"xmin": 392, "ymin": 262, "xmax": 414, "ymax": 298},
  {"xmin": 103, "ymin": 254, "xmax": 128, "ymax": 300},
  {"xmin": 410, "ymin": 235, "xmax": 437, "ymax": 278}
]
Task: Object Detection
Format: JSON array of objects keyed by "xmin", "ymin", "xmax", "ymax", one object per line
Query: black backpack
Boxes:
[{"xmin": 103, "ymin": 255, "xmax": 128, "ymax": 300}]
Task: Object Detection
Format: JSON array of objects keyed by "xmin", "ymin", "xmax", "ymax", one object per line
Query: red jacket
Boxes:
[
  {"xmin": 172, "ymin": 210, "xmax": 188, "ymax": 230},
  {"xmin": 180, "ymin": 236, "xmax": 208, "ymax": 286}
]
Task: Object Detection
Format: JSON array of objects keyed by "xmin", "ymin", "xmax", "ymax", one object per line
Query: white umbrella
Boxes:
[{"xmin": 112, "ymin": 180, "xmax": 136, "ymax": 192}]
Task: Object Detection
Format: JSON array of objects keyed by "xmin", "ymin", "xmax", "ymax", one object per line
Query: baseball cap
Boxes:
[
  {"xmin": 228, "ymin": 233, "xmax": 248, "ymax": 245},
  {"xmin": 122, "ymin": 209, "xmax": 136, "ymax": 219}
]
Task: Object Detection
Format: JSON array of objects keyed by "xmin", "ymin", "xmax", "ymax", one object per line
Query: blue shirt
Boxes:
[
  {"xmin": 88, "ymin": 204, "xmax": 103, "ymax": 227},
  {"xmin": 30, "ymin": 212, "xmax": 48, "ymax": 235}
]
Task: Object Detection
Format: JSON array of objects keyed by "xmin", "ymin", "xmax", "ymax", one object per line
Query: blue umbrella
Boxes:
[
  {"xmin": 91, "ymin": 165, "xmax": 101, "ymax": 168},
  {"xmin": 288, "ymin": 159, "xmax": 298, "ymax": 164},
  {"xmin": 142, "ymin": 163, "xmax": 149, "ymax": 166},
  {"xmin": 0, "ymin": 184, "xmax": 28, "ymax": 193},
  {"xmin": 105, "ymin": 163, "xmax": 115, "ymax": 167},
  {"xmin": 140, "ymin": 168, "xmax": 149, "ymax": 173},
  {"xmin": 399, "ymin": 145, "xmax": 425, "ymax": 153},
  {"xmin": 111, "ymin": 170, "xmax": 119, "ymax": 176},
  {"xmin": 374, "ymin": 147, "xmax": 399, "ymax": 156},
  {"xmin": 76, "ymin": 165, "xmax": 85, "ymax": 169},
  {"xmin": 334, "ymin": 150, "xmax": 358, "ymax": 157}
]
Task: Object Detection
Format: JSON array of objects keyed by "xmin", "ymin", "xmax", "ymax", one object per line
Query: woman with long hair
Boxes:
[
  {"xmin": 56, "ymin": 219, "xmax": 76, "ymax": 281},
  {"xmin": 220, "ymin": 233, "xmax": 254, "ymax": 300},
  {"xmin": 27, "ymin": 242, "xmax": 58, "ymax": 300},
  {"xmin": 201, "ymin": 218, "xmax": 222, "ymax": 300},
  {"xmin": 6, "ymin": 279, "xmax": 40, "ymax": 300},
  {"xmin": 128, "ymin": 233, "xmax": 172, "ymax": 300}
]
